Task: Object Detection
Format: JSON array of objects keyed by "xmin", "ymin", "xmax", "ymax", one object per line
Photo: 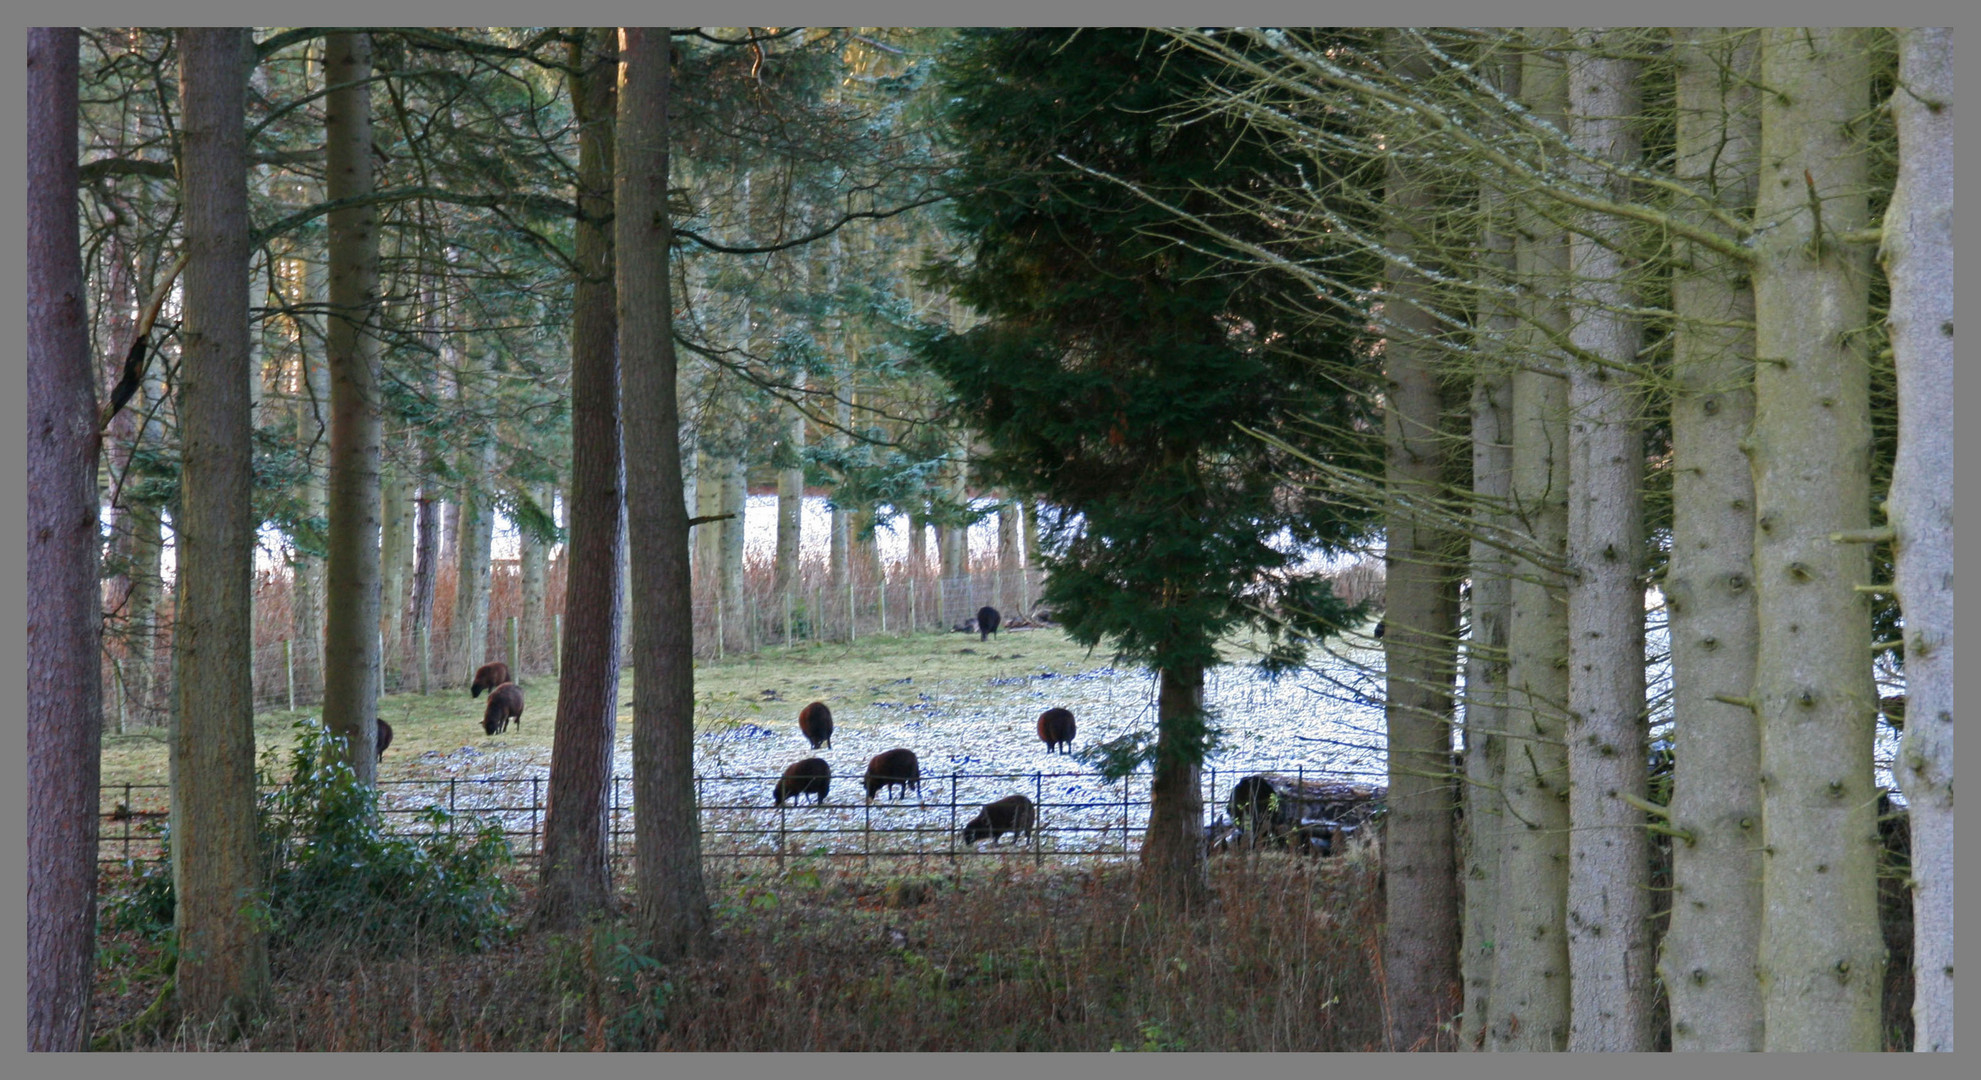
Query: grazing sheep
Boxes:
[
  {"xmin": 481, "ymin": 682, "xmax": 524, "ymax": 736},
  {"xmin": 798, "ymin": 700, "xmax": 834, "ymax": 749},
  {"xmin": 774, "ymin": 757, "xmax": 832, "ymax": 807},
  {"xmin": 471, "ymin": 661, "xmax": 513, "ymax": 698},
  {"xmin": 977, "ymin": 605, "xmax": 1002, "ymax": 642},
  {"xmin": 961, "ymin": 794, "xmax": 1036, "ymax": 846},
  {"xmin": 1037, "ymin": 707, "xmax": 1076, "ymax": 754},
  {"xmin": 863, "ymin": 748, "xmax": 922, "ymax": 802},
  {"xmin": 375, "ymin": 717, "xmax": 394, "ymax": 762}
]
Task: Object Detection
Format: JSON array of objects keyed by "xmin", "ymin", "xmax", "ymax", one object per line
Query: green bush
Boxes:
[{"xmin": 102, "ymin": 717, "xmax": 516, "ymax": 955}]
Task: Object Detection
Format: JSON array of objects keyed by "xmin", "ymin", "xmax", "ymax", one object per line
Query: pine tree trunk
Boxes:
[
  {"xmin": 775, "ymin": 405, "xmax": 806, "ymax": 620},
  {"xmin": 27, "ymin": 26, "xmax": 103, "ymax": 1051},
  {"xmin": 620, "ymin": 25, "xmax": 711, "ymax": 959},
  {"xmin": 519, "ymin": 483, "xmax": 550, "ymax": 674},
  {"xmin": 1561, "ymin": 32, "xmax": 1653, "ymax": 1050},
  {"xmin": 290, "ymin": 256, "xmax": 330, "ymax": 708},
  {"xmin": 1140, "ymin": 663, "xmax": 1208, "ymax": 911},
  {"xmin": 126, "ymin": 500, "xmax": 164, "ymax": 725},
  {"xmin": 694, "ymin": 446, "xmax": 723, "ymax": 588},
  {"xmin": 170, "ymin": 27, "xmax": 270, "ymax": 1029},
  {"xmin": 1882, "ymin": 25, "xmax": 1952, "ymax": 1054},
  {"xmin": 1662, "ymin": 26, "xmax": 1764, "ymax": 1052},
  {"xmin": 1752, "ymin": 27, "xmax": 1882, "ymax": 1052},
  {"xmin": 378, "ymin": 454, "xmax": 414, "ymax": 688},
  {"xmin": 535, "ymin": 27, "xmax": 623, "ymax": 929},
  {"xmin": 720, "ymin": 454, "xmax": 748, "ymax": 652},
  {"xmin": 1460, "ymin": 60, "xmax": 1518, "ymax": 1041},
  {"xmin": 1487, "ymin": 30, "xmax": 1573, "ymax": 1053},
  {"xmin": 1379, "ymin": 30, "xmax": 1461, "ymax": 1049},
  {"xmin": 449, "ymin": 438, "xmax": 496, "ymax": 688},
  {"xmin": 321, "ymin": 30, "xmax": 384, "ymax": 784}
]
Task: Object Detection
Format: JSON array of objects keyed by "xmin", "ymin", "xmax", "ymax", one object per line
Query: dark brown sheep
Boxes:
[
  {"xmin": 977, "ymin": 605, "xmax": 1002, "ymax": 642},
  {"xmin": 482, "ymin": 682, "xmax": 524, "ymax": 736},
  {"xmin": 863, "ymin": 748, "xmax": 922, "ymax": 801},
  {"xmin": 774, "ymin": 757, "xmax": 832, "ymax": 807},
  {"xmin": 961, "ymin": 794, "xmax": 1036, "ymax": 846},
  {"xmin": 375, "ymin": 717, "xmax": 394, "ymax": 761},
  {"xmin": 1037, "ymin": 707, "xmax": 1076, "ymax": 754},
  {"xmin": 471, "ymin": 661, "xmax": 512, "ymax": 698},
  {"xmin": 798, "ymin": 701, "xmax": 834, "ymax": 749}
]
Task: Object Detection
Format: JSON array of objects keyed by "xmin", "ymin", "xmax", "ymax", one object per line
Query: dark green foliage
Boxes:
[
  {"xmin": 919, "ymin": 29, "xmax": 1383, "ymax": 764},
  {"xmin": 103, "ymin": 717, "xmax": 516, "ymax": 955}
]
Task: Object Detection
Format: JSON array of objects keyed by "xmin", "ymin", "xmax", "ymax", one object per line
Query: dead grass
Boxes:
[{"xmin": 98, "ymin": 849, "xmax": 1398, "ymax": 1052}]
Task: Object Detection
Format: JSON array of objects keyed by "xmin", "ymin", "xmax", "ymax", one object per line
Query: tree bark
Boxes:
[
  {"xmin": 449, "ymin": 436, "xmax": 496, "ymax": 687},
  {"xmin": 997, "ymin": 500, "xmax": 1023, "ymax": 613},
  {"xmin": 1459, "ymin": 53, "xmax": 1518, "ymax": 1044},
  {"xmin": 775, "ymin": 403, "xmax": 806, "ymax": 621},
  {"xmin": 290, "ymin": 255, "xmax": 330, "ymax": 708},
  {"xmin": 620, "ymin": 24, "xmax": 711, "ymax": 959},
  {"xmin": 1751, "ymin": 27, "xmax": 1882, "ymax": 1052},
  {"xmin": 378, "ymin": 453, "xmax": 415, "ymax": 687},
  {"xmin": 720, "ymin": 453, "xmax": 748, "ymax": 652},
  {"xmin": 1882, "ymin": 25, "xmax": 1953, "ymax": 1054},
  {"xmin": 1140, "ymin": 663, "xmax": 1209, "ymax": 911},
  {"xmin": 1378, "ymin": 29, "xmax": 1461, "ymax": 1051},
  {"xmin": 534, "ymin": 26, "xmax": 623, "ymax": 930},
  {"xmin": 170, "ymin": 26, "xmax": 270, "ymax": 1030},
  {"xmin": 519, "ymin": 483, "xmax": 551, "ymax": 674},
  {"xmin": 1561, "ymin": 31, "xmax": 1653, "ymax": 1051},
  {"xmin": 1662, "ymin": 26, "xmax": 1764, "ymax": 1052},
  {"xmin": 27, "ymin": 26, "xmax": 103, "ymax": 1051},
  {"xmin": 1487, "ymin": 30, "xmax": 1573, "ymax": 1053},
  {"xmin": 320, "ymin": 30, "xmax": 384, "ymax": 784}
]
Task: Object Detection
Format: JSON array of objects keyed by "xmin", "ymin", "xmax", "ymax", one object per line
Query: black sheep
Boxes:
[
  {"xmin": 481, "ymin": 682, "xmax": 524, "ymax": 735},
  {"xmin": 977, "ymin": 605, "xmax": 1002, "ymax": 642},
  {"xmin": 798, "ymin": 700, "xmax": 834, "ymax": 749},
  {"xmin": 375, "ymin": 717, "xmax": 394, "ymax": 762},
  {"xmin": 1037, "ymin": 707, "xmax": 1076, "ymax": 754},
  {"xmin": 863, "ymin": 748, "xmax": 922, "ymax": 801},
  {"xmin": 471, "ymin": 661, "xmax": 512, "ymax": 698},
  {"xmin": 773, "ymin": 757, "xmax": 832, "ymax": 807},
  {"xmin": 961, "ymin": 794, "xmax": 1036, "ymax": 846}
]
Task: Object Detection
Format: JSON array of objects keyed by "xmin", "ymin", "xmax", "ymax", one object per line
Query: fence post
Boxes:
[
  {"xmin": 552, "ymin": 614, "xmax": 562, "ymax": 677},
  {"xmin": 507, "ymin": 616, "xmax": 519, "ymax": 676},
  {"xmin": 879, "ymin": 575, "xmax": 887, "ymax": 635},
  {"xmin": 847, "ymin": 576, "xmax": 856, "ymax": 643},
  {"xmin": 531, "ymin": 776, "xmax": 541, "ymax": 862},
  {"xmin": 1035, "ymin": 771, "xmax": 1044, "ymax": 868},
  {"xmin": 283, "ymin": 638, "xmax": 295, "ymax": 713}
]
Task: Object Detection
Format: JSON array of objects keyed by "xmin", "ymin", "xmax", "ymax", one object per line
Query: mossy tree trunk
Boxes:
[
  {"xmin": 170, "ymin": 26, "xmax": 270, "ymax": 1031},
  {"xmin": 320, "ymin": 30, "xmax": 384, "ymax": 785}
]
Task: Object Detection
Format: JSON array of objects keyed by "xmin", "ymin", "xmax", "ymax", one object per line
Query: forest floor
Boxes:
[{"xmin": 92, "ymin": 846, "xmax": 1404, "ymax": 1052}]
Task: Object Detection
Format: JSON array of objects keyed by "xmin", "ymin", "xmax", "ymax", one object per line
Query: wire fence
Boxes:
[{"xmin": 96, "ymin": 761, "xmax": 1373, "ymax": 872}]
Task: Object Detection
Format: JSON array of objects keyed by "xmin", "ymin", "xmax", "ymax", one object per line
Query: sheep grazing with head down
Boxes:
[
  {"xmin": 481, "ymin": 682, "xmax": 524, "ymax": 736},
  {"xmin": 1037, "ymin": 707, "xmax": 1076, "ymax": 754},
  {"xmin": 798, "ymin": 700, "xmax": 834, "ymax": 749},
  {"xmin": 773, "ymin": 757, "xmax": 832, "ymax": 807},
  {"xmin": 471, "ymin": 661, "xmax": 512, "ymax": 698},
  {"xmin": 863, "ymin": 748, "xmax": 922, "ymax": 802},
  {"xmin": 962, "ymin": 794, "xmax": 1036, "ymax": 846}
]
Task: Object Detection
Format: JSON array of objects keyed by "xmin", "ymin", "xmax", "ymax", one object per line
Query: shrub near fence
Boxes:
[{"xmin": 97, "ymin": 762, "xmax": 1365, "ymax": 871}]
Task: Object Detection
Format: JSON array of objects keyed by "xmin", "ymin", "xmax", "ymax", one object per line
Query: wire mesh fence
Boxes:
[{"xmin": 96, "ymin": 761, "xmax": 1364, "ymax": 871}]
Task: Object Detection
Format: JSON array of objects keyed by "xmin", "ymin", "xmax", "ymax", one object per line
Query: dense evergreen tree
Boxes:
[{"xmin": 920, "ymin": 28, "xmax": 1380, "ymax": 907}]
